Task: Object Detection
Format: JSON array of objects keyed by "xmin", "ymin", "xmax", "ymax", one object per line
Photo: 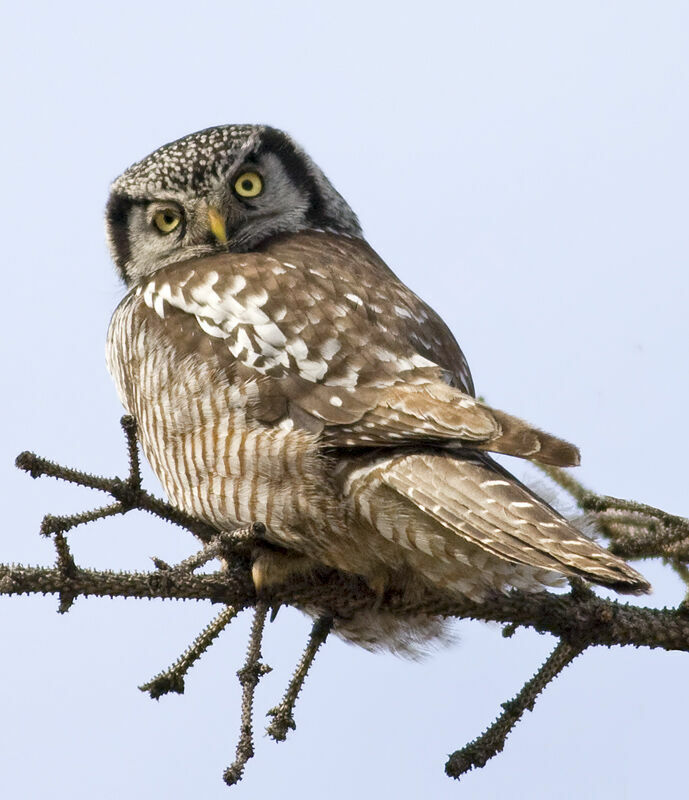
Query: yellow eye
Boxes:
[
  {"xmin": 234, "ymin": 171, "xmax": 263, "ymax": 198},
  {"xmin": 153, "ymin": 208, "xmax": 182, "ymax": 234}
]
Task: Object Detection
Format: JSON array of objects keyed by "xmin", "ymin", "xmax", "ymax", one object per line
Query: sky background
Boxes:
[{"xmin": 1, "ymin": 2, "xmax": 688, "ymax": 798}]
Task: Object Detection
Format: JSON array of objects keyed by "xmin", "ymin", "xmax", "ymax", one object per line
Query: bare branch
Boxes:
[
  {"xmin": 445, "ymin": 639, "xmax": 586, "ymax": 779},
  {"xmin": 223, "ymin": 602, "xmax": 272, "ymax": 787},
  {"xmin": 140, "ymin": 605, "xmax": 240, "ymax": 699},
  {"xmin": 266, "ymin": 614, "xmax": 333, "ymax": 741}
]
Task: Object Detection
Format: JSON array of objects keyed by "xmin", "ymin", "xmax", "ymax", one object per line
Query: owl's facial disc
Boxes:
[{"xmin": 106, "ymin": 124, "xmax": 362, "ymax": 285}]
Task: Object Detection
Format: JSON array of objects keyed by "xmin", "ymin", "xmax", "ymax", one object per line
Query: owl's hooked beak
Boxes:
[{"xmin": 207, "ymin": 206, "xmax": 228, "ymax": 244}]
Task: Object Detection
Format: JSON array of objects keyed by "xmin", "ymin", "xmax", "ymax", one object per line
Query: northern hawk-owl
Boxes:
[{"xmin": 105, "ymin": 125, "xmax": 649, "ymax": 650}]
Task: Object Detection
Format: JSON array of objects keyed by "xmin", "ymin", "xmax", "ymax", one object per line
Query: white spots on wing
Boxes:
[
  {"xmin": 345, "ymin": 292, "xmax": 364, "ymax": 306},
  {"xmin": 245, "ymin": 288, "xmax": 268, "ymax": 308},
  {"xmin": 189, "ymin": 271, "xmax": 222, "ymax": 305},
  {"xmin": 273, "ymin": 307, "xmax": 287, "ymax": 321},
  {"xmin": 253, "ymin": 334, "xmax": 289, "ymax": 363},
  {"xmin": 297, "ymin": 358, "xmax": 328, "ymax": 382},
  {"xmin": 308, "ymin": 268, "xmax": 326, "ymax": 278},
  {"xmin": 215, "ymin": 272, "xmax": 242, "ymax": 299},
  {"xmin": 197, "ymin": 316, "xmax": 229, "ymax": 338},
  {"xmin": 481, "ymin": 479, "xmax": 511, "ymax": 489},
  {"xmin": 409, "ymin": 353, "xmax": 437, "ymax": 369},
  {"xmin": 282, "ymin": 261, "xmax": 297, "ymax": 270},
  {"xmin": 286, "ymin": 337, "xmax": 309, "ymax": 362},
  {"xmin": 329, "ymin": 395, "xmax": 343, "ymax": 407},
  {"xmin": 290, "ymin": 319, "xmax": 309, "ymax": 334},
  {"xmin": 324, "ymin": 368, "xmax": 359, "ymax": 388},
  {"xmin": 272, "ymin": 265, "xmax": 286, "ymax": 275},
  {"xmin": 228, "ymin": 327, "xmax": 253, "ymax": 358},
  {"xmin": 510, "ymin": 501, "xmax": 535, "ymax": 510},
  {"xmin": 370, "ymin": 347, "xmax": 437, "ymax": 374},
  {"xmin": 241, "ymin": 346, "xmax": 260, "ymax": 368},
  {"xmin": 374, "ymin": 347, "xmax": 396, "ymax": 362},
  {"xmin": 320, "ymin": 337, "xmax": 341, "ymax": 361},
  {"xmin": 142, "ymin": 282, "xmax": 156, "ymax": 310},
  {"xmin": 176, "ymin": 269, "xmax": 195, "ymax": 288},
  {"xmin": 153, "ymin": 293, "xmax": 166, "ymax": 319},
  {"xmin": 393, "ymin": 304, "xmax": 412, "ymax": 319},
  {"xmin": 237, "ymin": 300, "xmax": 271, "ymax": 326},
  {"xmin": 254, "ymin": 322, "xmax": 287, "ymax": 348}
]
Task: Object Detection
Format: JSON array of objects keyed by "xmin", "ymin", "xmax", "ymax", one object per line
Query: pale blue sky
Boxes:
[{"xmin": 2, "ymin": 2, "xmax": 688, "ymax": 798}]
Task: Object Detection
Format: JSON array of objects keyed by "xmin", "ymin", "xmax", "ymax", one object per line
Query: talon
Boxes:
[
  {"xmin": 251, "ymin": 550, "xmax": 317, "ymax": 593},
  {"xmin": 251, "ymin": 560, "xmax": 266, "ymax": 593}
]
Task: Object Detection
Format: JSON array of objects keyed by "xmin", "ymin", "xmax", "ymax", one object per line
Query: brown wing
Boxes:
[
  {"xmin": 134, "ymin": 231, "xmax": 577, "ymax": 465},
  {"xmin": 376, "ymin": 451, "xmax": 649, "ymax": 593}
]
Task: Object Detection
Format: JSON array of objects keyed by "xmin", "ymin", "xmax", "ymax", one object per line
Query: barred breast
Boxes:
[{"xmin": 106, "ymin": 291, "xmax": 340, "ymax": 559}]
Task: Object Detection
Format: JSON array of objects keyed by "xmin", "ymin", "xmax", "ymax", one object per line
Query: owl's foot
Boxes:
[{"xmin": 251, "ymin": 548, "xmax": 320, "ymax": 593}]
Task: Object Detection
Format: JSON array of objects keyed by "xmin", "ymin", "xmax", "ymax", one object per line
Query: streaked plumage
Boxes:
[{"xmin": 105, "ymin": 125, "xmax": 649, "ymax": 651}]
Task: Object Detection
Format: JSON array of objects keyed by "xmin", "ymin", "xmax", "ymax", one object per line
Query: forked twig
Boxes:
[
  {"xmin": 15, "ymin": 416, "xmax": 218, "ymax": 543},
  {"xmin": 223, "ymin": 602, "xmax": 272, "ymax": 786},
  {"xmin": 445, "ymin": 639, "xmax": 586, "ymax": 779},
  {"xmin": 154, "ymin": 526, "xmax": 257, "ymax": 575},
  {"xmin": 53, "ymin": 531, "xmax": 78, "ymax": 613},
  {"xmin": 536, "ymin": 462, "xmax": 689, "ymax": 587},
  {"xmin": 140, "ymin": 605, "xmax": 240, "ymax": 699},
  {"xmin": 267, "ymin": 614, "xmax": 333, "ymax": 741}
]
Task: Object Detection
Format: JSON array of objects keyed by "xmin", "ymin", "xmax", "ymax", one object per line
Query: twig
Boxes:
[
  {"xmin": 445, "ymin": 639, "xmax": 586, "ymax": 779},
  {"xmin": 160, "ymin": 525, "xmax": 262, "ymax": 574},
  {"xmin": 266, "ymin": 615, "xmax": 333, "ymax": 741},
  {"xmin": 53, "ymin": 531, "xmax": 78, "ymax": 613},
  {"xmin": 120, "ymin": 415, "xmax": 142, "ymax": 492},
  {"xmin": 535, "ymin": 462, "xmax": 689, "ymax": 586},
  {"xmin": 535, "ymin": 463, "xmax": 590, "ymax": 505},
  {"xmin": 40, "ymin": 504, "xmax": 126, "ymax": 536},
  {"xmin": 224, "ymin": 602, "xmax": 272, "ymax": 786},
  {"xmin": 15, "ymin": 416, "xmax": 218, "ymax": 543},
  {"xmin": 140, "ymin": 605, "xmax": 240, "ymax": 699}
]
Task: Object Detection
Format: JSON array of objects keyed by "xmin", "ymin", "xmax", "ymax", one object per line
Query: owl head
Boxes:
[{"xmin": 106, "ymin": 125, "xmax": 362, "ymax": 285}]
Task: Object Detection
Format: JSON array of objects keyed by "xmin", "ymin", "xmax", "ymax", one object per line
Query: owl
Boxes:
[{"xmin": 105, "ymin": 125, "xmax": 649, "ymax": 651}]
